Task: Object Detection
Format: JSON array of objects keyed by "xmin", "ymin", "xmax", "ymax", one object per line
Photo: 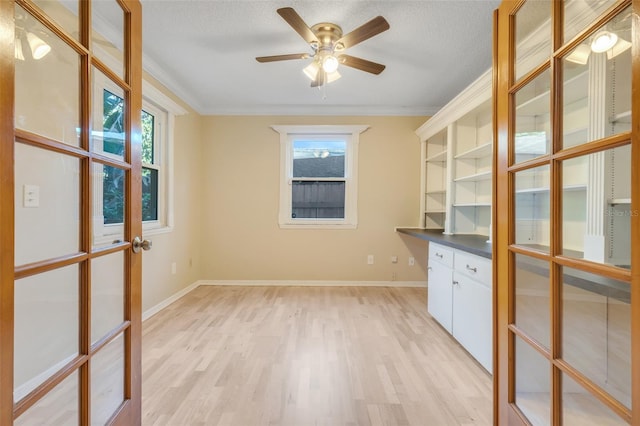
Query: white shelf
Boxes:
[
  {"xmin": 609, "ymin": 198, "xmax": 631, "ymax": 205},
  {"xmin": 454, "ymin": 170, "xmax": 492, "ymax": 182},
  {"xmin": 426, "ymin": 209, "xmax": 446, "ymax": 214},
  {"xmin": 515, "ymin": 184, "xmax": 586, "ymax": 194},
  {"xmin": 455, "ymin": 142, "xmax": 492, "ymax": 160},
  {"xmin": 610, "ymin": 110, "xmax": 631, "ymax": 124},
  {"xmin": 453, "ymin": 203, "xmax": 491, "ymax": 207},
  {"xmin": 426, "ymin": 150, "xmax": 447, "ymax": 162},
  {"xmin": 426, "ymin": 189, "xmax": 446, "ymax": 195}
]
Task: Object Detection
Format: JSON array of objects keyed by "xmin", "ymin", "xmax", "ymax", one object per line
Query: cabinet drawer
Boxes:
[
  {"xmin": 429, "ymin": 242, "xmax": 454, "ymax": 268},
  {"xmin": 454, "ymin": 250, "xmax": 491, "ymax": 285}
]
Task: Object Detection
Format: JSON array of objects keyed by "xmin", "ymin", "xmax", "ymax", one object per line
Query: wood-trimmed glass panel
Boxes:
[
  {"xmin": 14, "ymin": 370, "xmax": 78, "ymax": 425},
  {"xmin": 91, "ymin": 0, "xmax": 125, "ymax": 78},
  {"xmin": 14, "ymin": 143, "xmax": 80, "ymax": 266},
  {"xmin": 514, "ymin": 0, "xmax": 552, "ymax": 81},
  {"xmin": 562, "ymin": 372, "xmax": 628, "ymax": 425},
  {"xmin": 514, "ymin": 69, "xmax": 551, "ymax": 163},
  {"xmin": 14, "ymin": 264, "xmax": 79, "ymax": 402},
  {"xmin": 562, "ymin": 266, "xmax": 631, "ymax": 409},
  {"xmin": 562, "ymin": 145, "xmax": 631, "ymax": 267},
  {"xmin": 91, "ymin": 252, "xmax": 124, "ymax": 344},
  {"xmin": 562, "ymin": 6, "xmax": 632, "ymax": 149},
  {"xmin": 515, "ymin": 336, "xmax": 551, "ymax": 426},
  {"xmin": 15, "ymin": 4, "xmax": 80, "ymax": 147},
  {"xmin": 515, "ymin": 254, "xmax": 550, "ymax": 348},
  {"xmin": 515, "ymin": 165, "xmax": 550, "ymax": 251}
]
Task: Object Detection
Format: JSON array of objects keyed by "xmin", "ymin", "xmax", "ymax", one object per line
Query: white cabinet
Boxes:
[
  {"xmin": 452, "ymin": 255, "xmax": 492, "ymax": 372},
  {"xmin": 427, "ymin": 244, "xmax": 454, "ymax": 333},
  {"xmin": 427, "ymin": 242, "xmax": 492, "ymax": 373},
  {"xmin": 417, "ymin": 68, "xmax": 493, "ymax": 239}
]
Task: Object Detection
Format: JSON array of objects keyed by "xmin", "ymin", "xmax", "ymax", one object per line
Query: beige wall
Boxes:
[
  {"xmin": 141, "ymin": 109, "xmax": 204, "ymax": 312},
  {"xmin": 201, "ymin": 115, "xmax": 428, "ymax": 283}
]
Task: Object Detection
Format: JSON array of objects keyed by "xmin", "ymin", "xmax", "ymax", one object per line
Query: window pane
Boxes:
[
  {"xmin": 515, "ymin": 165, "xmax": 550, "ymax": 251},
  {"xmin": 564, "ymin": 0, "xmax": 615, "ymax": 44},
  {"xmin": 515, "ymin": 254, "xmax": 550, "ymax": 348},
  {"xmin": 141, "ymin": 109, "xmax": 155, "ymax": 164},
  {"xmin": 14, "ymin": 143, "xmax": 80, "ymax": 266},
  {"xmin": 293, "ymin": 140, "xmax": 345, "ymax": 178},
  {"xmin": 32, "ymin": 0, "xmax": 79, "ymax": 43},
  {"xmin": 142, "ymin": 167, "xmax": 158, "ymax": 221},
  {"xmin": 15, "ymin": 370, "xmax": 78, "ymax": 425},
  {"xmin": 15, "ymin": 4, "xmax": 80, "ymax": 147},
  {"xmin": 563, "ymin": 372, "xmax": 627, "ymax": 425},
  {"xmin": 102, "ymin": 164, "xmax": 125, "ymax": 225},
  {"xmin": 515, "ymin": 336, "xmax": 550, "ymax": 426},
  {"xmin": 14, "ymin": 265, "xmax": 79, "ymax": 401},
  {"xmin": 562, "ymin": 267, "xmax": 630, "ymax": 408},
  {"xmin": 515, "ymin": 70, "xmax": 551, "ymax": 163},
  {"xmin": 91, "ymin": 252, "xmax": 124, "ymax": 345},
  {"xmin": 92, "ymin": 0, "xmax": 124, "ymax": 79},
  {"xmin": 562, "ymin": 6, "xmax": 632, "ymax": 149},
  {"xmin": 292, "ymin": 181, "xmax": 345, "ymax": 219},
  {"xmin": 91, "ymin": 334, "xmax": 125, "ymax": 425},
  {"xmin": 562, "ymin": 146, "xmax": 630, "ymax": 267},
  {"xmin": 92, "ymin": 68, "xmax": 126, "ymax": 160},
  {"xmin": 515, "ymin": 0, "xmax": 551, "ymax": 81}
]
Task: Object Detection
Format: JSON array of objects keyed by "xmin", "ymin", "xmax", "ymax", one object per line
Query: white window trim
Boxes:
[
  {"xmin": 271, "ymin": 125, "xmax": 369, "ymax": 229},
  {"xmin": 92, "ymin": 49, "xmax": 187, "ymax": 245}
]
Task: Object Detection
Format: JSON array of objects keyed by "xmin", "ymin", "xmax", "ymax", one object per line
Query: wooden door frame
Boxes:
[
  {"xmin": 0, "ymin": 0, "xmax": 142, "ymax": 423},
  {"xmin": 494, "ymin": 0, "xmax": 640, "ymax": 424},
  {"xmin": 0, "ymin": 0, "xmax": 16, "ymax": 423}
]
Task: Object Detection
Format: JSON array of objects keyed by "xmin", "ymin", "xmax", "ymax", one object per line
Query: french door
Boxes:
[
  {"xmin": 0, "ymin": 0, "xmax": 143, "ymax": 424},
  {"xmin": 494, "ymin": 0, "xmax": 638, "ymax": 424}
]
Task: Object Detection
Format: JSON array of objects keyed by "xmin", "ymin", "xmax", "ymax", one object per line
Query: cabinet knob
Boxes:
[
  {"xmin": 466, "ymin": 264, "xmax": 477, "ymax": 273},
  {"xmin": 452, "ymin": 280, "xmax": 459, "ymax": 285},
  {"xmin": 436, "ymin": 253, "xmax": 444, "ymax": 258}
]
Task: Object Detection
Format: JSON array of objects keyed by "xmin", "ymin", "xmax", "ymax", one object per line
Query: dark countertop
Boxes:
[{"xmin": 396, "ymin": 228, "xmax": 492, "ymax": 259}]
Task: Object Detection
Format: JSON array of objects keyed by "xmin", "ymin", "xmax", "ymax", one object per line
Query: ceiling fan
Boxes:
[{"xmin": 256, "ymin": 7, "xmax": 390, "ymax": 87}]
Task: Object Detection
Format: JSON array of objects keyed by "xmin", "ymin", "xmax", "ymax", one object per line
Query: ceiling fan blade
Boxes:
[
  {"xmin": 339, "ymin": 54, "xmax": 386, "ymax": 75},
  {"xmin": 336, "ymin": 16, "xmax": 389, "ymax": 49},
  {"xmin": 277, "ymin": 7, "xmax": 318, "ymax": 45},
  {"xmin": 311, "ymin": 70, "xmax": 325, "ymax": 87},
  {"xmin": 256, "ymin": 53, "xmax": 310, "ymax": 63}
]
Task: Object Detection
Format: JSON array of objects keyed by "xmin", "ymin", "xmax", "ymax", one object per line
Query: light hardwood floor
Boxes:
[{"xmin": 142, "ymin": 286, "xmax": 493, "ymax": 426}]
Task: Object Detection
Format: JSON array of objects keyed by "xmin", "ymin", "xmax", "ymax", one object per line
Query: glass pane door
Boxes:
[
  {"xmin": 495, "ymin": 0, "xmax": 637, "ymax": 424},
  {"xmin": 2, "ymin": 0, "xmax": 143, "ymax": 423}
]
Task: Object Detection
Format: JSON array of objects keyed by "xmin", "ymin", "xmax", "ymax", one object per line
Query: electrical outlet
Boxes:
[
  {"xmin": 367, "ymin": 255, "xmax": 374, "ymax": 265},
  {"xmin": 391, "ymin": 256, "xmax": 398, "ymax": 263},
  {"xmin": 23, "ymin": 184, "xmax": 40, "ymax": 208},
  {"xmin": 171, "ymin": 262, "xmax": 177, "ymax": 275},
  {"xmin": 391, "ymin": 272, "xmax": 397, "ymax": 281},
  {"xmin": 408, "ymin": 257, "xmax": 415, "ymax": 266}
]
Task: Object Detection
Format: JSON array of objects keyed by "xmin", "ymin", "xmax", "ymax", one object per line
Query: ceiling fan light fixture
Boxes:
[
  {"xmin": 607, "ymin": 37, "xmax": 631, "ymax": 59},
  {"xmin": 27, "ymin": 32, "xmax": 51, "ymax": 60},
  {"xmin": 322, "ymin": 55, "xmax": 339, "ymax": 73},
  {"xmin": 591, "ymin": 30, "xmax": 618, "ymax": 53},
  {"xmin": 303, "ymin": 60, "xmax": 320, "ymax": 80},
  {"xmin": 326, "ymin": 70, "xmax": 341, "ymax": 83},
  {"xmin": 565, "ymin": 43, "xmax": 591, "ymax": 65},
  {"xmin": 14, "ymin": 38, "xmax": 25, "ymax": 61}
]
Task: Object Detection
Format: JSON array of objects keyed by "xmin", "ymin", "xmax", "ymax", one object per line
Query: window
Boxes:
[
  {"xmin": 272, "ymin": 125, "xmax": 368, "ymax": 229},
  {"xmin": 93, "ymin": 72, "xmax": 186, "ymax": 242}
]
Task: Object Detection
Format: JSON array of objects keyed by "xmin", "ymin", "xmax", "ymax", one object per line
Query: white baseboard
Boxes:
[
  {"xmin": 142, "ymin": 281, "xmax": 201, "ymax": 322},
  {"xmin": 200, "ymin": 279, "xmax": 426, "ymax": 288}
]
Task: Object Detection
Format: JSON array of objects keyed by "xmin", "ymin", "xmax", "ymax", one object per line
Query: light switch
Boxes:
[{"xmin": 23, "ymin": 184, "xmax": 40, "ymax": 208}]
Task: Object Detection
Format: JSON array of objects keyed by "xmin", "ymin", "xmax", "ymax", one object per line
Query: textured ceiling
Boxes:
[{"xmin": 139, "ymin": 0, "xmax": 500, "ymax": 115}]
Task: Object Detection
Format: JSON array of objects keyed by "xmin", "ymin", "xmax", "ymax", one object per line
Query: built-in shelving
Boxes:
[
  {"xmin": 426, "ymin": 150, "xmax": 447, "ymax": 162},
  {"xmin": 416, "ymin": 68, "xmax": 493, "ymax": 237},
  {"xmin": 609, "ymin": 198, "xmax": 631, "ymax": 205},
  {"xmin": 454, "ymin": 170, "xmax": 492, "ymax": 183},
  {"xmin": 454, "ymin": 142, "xmax": 492, "ymax": 160},
  {"xmin": 610, "ymin": 110, "xmax": 631, "ymax": 124}
]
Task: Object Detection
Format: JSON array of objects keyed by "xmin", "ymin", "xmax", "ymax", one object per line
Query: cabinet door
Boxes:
[
  {"xmin": 427, "ymin": 260, "xmax": 453, "ymax": 333},
  {"xmin": 452, "ymin": 271, "xmax": 492, "ymax": 372}
]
